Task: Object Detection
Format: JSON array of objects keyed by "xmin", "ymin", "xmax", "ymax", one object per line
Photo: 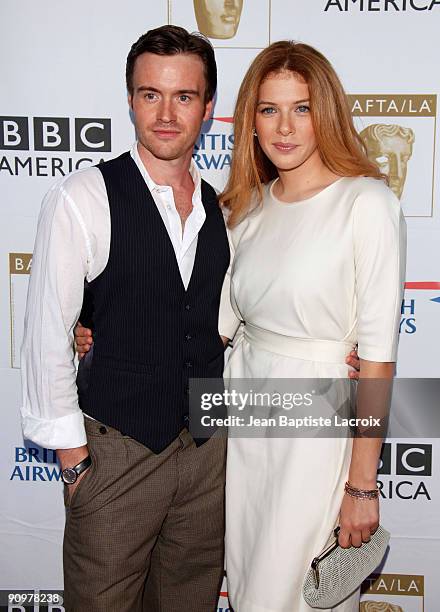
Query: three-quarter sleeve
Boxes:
[
  {"xmin": 353, "ymin": 180, "xmax": 407, "ymax": 362},
  {"xmin": 218, "ymin": 225, "xmax": 242, "ymax": 341}
]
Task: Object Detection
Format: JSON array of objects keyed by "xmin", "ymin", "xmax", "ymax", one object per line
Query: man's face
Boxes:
[
  {"xmin": 194, "ymin": 0, "xmax": 243, "ymax": 39},
  {"xmin": 366, "ymin": 135, "xmax": 413, "ymax": 199},
  {"xmin": 128, "ymin": 52, "xmax": 212, "ymax": 164}
]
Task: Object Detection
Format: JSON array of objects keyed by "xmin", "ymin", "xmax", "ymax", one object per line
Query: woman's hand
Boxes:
[
  {"xmin": 345, "ymin": 348, "xmax": 360, "ymax": 380},
  {"xmin": 338, "ymin": 489, "xmax": 379, "ymax": 548},
  {"xmin": 74, "ymin": 322, "xmax": 93, "ymax": 359}
]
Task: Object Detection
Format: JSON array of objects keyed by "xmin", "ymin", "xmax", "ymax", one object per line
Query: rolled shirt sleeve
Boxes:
[
  {"xmin": 20, "ymin": 171, "xmax": 99, "ymax": 449},
  {"xmin": 353, "ymin": 180, "xmax": 407, "ymax": 362}
]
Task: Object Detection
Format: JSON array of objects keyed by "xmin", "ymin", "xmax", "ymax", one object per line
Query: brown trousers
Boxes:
[{"xmin": 63, "ymin": 417, "xmax": 226, "ymax": 612}]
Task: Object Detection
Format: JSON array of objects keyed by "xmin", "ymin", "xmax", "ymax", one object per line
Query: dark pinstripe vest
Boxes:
[{"xmin": 78, "ymin": 152, "xmax": 229, "ymax": 453}]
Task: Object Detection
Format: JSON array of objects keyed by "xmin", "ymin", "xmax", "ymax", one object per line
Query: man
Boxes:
[{"xmin": 21, "ymin": 25, "xmax": 230, "ymax": 612}]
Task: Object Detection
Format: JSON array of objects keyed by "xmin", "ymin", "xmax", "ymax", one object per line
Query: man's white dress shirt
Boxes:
[{"xmin": 20, "ymin": 143, "xmax": 209, "ymax": 450}]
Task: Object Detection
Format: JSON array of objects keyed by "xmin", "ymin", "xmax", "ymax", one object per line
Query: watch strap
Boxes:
[
  {"xmin": 62, "ymin": 455, "xmax": 92, "ymax": 485},
  {"xmin": 75, "ymin": 455, "xmax": 92, "ymax": 477}
]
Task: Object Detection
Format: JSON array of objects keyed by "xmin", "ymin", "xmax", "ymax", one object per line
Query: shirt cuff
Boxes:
[
  {"xmin": 357, "ymin": 343, "xmax": 398, "ymax": 363},
  {"xmin": 21, "ymin": 410, "xmax": 87, "ymax": 450}
]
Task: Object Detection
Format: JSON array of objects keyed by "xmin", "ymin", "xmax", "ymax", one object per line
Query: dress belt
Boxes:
[{"xmin": 243, "ymin": 323, "xmax": 355, "ymax": 364}]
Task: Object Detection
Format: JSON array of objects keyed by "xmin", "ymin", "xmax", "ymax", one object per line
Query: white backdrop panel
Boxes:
[{"xmin": 0, "ymin": 0, "xmax": 438, "ymax": 609}]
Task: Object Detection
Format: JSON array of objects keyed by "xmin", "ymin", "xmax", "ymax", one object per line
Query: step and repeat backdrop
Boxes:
[{"xmin": 1, "ymin": 1, "xmax": 439, "ymax": 610}]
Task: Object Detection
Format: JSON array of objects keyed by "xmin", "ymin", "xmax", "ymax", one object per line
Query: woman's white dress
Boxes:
[{"xmin": 219, "ymin": 177, "xmax": 406, "ymax": 612}]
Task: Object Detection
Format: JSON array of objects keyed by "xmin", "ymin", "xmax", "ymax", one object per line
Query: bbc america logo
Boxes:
[
  {"xmin": 379, "ymin": 443, "xmax": 432, "ymax": 476},
  {"xmin": 377, "ymin": 443, "xmax": 432, "ymax": 501},
  {"xmin": 0, "ymin": 116, "xmax": 111, "ymax": 152}
]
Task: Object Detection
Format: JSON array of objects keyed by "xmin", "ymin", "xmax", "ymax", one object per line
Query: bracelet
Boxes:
[{"xmin": 344, "ymin": 481, "xmax": 379, "ymax": 500}]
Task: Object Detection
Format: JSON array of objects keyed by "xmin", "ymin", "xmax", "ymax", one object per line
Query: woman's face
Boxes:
[{"xmin": 254, "ymin": 71, "xmax": 319, "ymax": 174}]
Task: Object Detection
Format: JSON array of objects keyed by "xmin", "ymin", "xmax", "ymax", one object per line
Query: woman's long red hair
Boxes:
[{"xmin": 221, "ymin": 41, "xmax": 386, "ymax": 227}]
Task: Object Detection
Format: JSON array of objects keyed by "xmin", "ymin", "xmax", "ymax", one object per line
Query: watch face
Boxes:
[{"xmin": 62, "ymin": 467, "xmax": 77, "ymax": 485}]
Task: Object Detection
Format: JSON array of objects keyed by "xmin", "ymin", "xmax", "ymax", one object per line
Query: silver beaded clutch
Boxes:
[{"xmin": 302, "ymin": 525, "xmax": 390, "ymax": 609}]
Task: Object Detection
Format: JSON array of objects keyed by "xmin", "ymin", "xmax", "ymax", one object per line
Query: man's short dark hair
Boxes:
[{"xmin": 126, "ymin": 25, "xmax": 217, "ymax": 103}]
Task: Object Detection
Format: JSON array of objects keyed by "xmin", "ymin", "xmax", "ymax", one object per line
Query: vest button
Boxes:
[
  {"xmin": 185, "ymin": 304, "xmax": 191, "ymax": 310},
  {"xmin": 185, "ymin": 333, "xmax": 192, "ymax": 341},
  {"xmin": 99, "ymin": 426, "xmax": 107, "ymax": 434}
]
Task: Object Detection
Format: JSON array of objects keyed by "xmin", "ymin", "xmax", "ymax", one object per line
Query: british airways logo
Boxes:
[
  {"xmin": 10, "ymin": 446, "xmax": 61, "ymax": 482},
  {"xmin": 193, "ymin": 118, "xmax": 234, "ymax": 171},
  {"xmin": 400, "ymin": 282, "xmax": 440, "ymax": 335}
]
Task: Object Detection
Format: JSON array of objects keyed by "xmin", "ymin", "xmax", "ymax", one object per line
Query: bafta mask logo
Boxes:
[
  {"xmin": 193, "ymin": 0, "xmax": 244, "ymax": 39},
  {"xmin": 360, "ymin": 123, "xmax": 415, "ymax": 200},
  {"xmin": 360, "ymin": 602, "xmax": 403, "ymax": 612}
]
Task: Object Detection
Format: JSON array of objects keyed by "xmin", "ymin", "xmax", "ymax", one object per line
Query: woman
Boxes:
[{"xmin": 218, "ymin": 41, "xmax": 406, "ymax": 611}]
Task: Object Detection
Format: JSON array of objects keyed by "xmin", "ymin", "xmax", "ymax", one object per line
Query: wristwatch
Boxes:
[{"xmin": 61, "ymin": 455, "xmax": 92, "ymax": 485}]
